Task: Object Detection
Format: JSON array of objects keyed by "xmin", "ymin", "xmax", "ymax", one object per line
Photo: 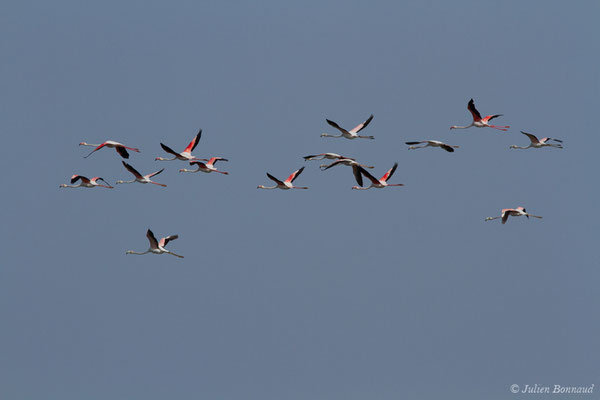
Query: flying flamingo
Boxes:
[
  {"xmin": 485, "ymin": 207, "xmax": 543, "ymax": 224},
  {"xmin": 59, "ymin": 175, "xmax": 113, "ymax": 189},
  {"xmin": 303, "ymin": 153, "xmax": 352, "ymax": 161},
  {"xmin": 179, "ymin": 157, "xmax": 229, "ymax": 175},
  {"xmin": 321, "ymin": 114, "xmax": 375, "ymax": 139},
  {"xmin": 79, "ymin": 140, "xmax": 140, "ymax": 159},
  {"xmin": 352, "ymin": 163, "xmax": 404, "ymax": 190},
  {"xmin": 257, "ymin": 167, "xmax": 308, "ymax": 190},
  {"xmin": 116, "ymin": 161, "xmax": 167, "ymax": 187},
  {"xmin": 450, "ymin": 99, "xmax": 510, "ymax": 131},
  {"xmin": 155, "ymin": 129, "xmax": 206, "ymax": 161},
  {"xmin": 405, "ymin": 140, "xmax": 459, "ymax": 152},
  {"xmin": 510, "ymin": 131, "xmax": 563, "ymax": 149},
  {"xmin": 126, "ymin": 229, "xmax": 184, "ymax": 258}
]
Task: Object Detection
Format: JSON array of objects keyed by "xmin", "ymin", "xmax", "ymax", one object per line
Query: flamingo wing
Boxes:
[
  {"xmin": 122, "ymin": 161, "xmax": 144, "ymax": 179},
  {"xmin": 349, "ymin": 114, "xmax": 374, "ymax": 133},
  {"xmin": 440, "ymin": 144, "xmax": 455, "ymax": 152},
  {"xmin": 160, "ymin": 143, "xmax": 181, "ymax": 157},
  {"xmin": 467, "ymin": 99, "xmax": 482, "ymax": 121},
  {"xmin": 115, "ymin": 146, "xmax": 130, "ymax": 159},
  {"xmin": 189, "ymin": 161, "xmax": 207, "ymax": 168},
  {"xmin": 405, "ymin": 141, "xmax": 425, "ymax": 145},
  {"xmin": 146, "ymin": 229, "xmax": 159, "ymax": 249},
  {"xmin": 160, "ymin": 234, "xmax": 179, "ymax": 247},
  {"xmin": 483, "ymin": 114, "xmax": 503, "ymax": 122},
  {"xmin": 520, "ymin": 131, "xmax": 540, "ymax": 144},
  {"xmin": 146, "ymin": 168, "xmax": 164, "ymax": 178},
  {"xmin": 71, "ymin": 175, "xmax": 89, "ymax": 184},
  {"xmin": 83, "ymin": 142, "xmax": 107, "ymax": 158},
  {"xmin": 184, "ymin": 129, "xmax": 202, "ymax": 153},
  {"xmin": 286, "ymin": 167, "xmax": 304, "ymax": 183},
  {"xmin": 326, "ymin": 119, "xmax": 349, "ymax": 134},
  {"xmin": 352, "ymin": 165, "xmax": 363, "ymax": 186},
  {"xmin": 266, "ymin": 173, "xmax": 285, "ymax": 186},
  {"xmin": 381, "ymin": 163, "xmax": 398, "ymax": 182},
  {"xmin": 357, "ymin": 167, "xmax": 380, "ymax": 185}
]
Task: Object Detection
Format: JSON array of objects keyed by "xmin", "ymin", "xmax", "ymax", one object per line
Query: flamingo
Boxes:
[
  {"xmin": 59, "ymin": 175, "xmax": 113, "ymax": 189},
  {"xmin": 321, "ymin": 114, "xmax": 375, "ymax": 139},
  {"xmin": 179, "ymin": 157, "xmax": 229, "ymax": 175},
  {"xmin": 257, "ymin": 167, "xmax": 308, "ymax": 190},
  {"xmin": 450, "ymin": 99, "xmax": 510, "ymax": 131},
  {"xmin": 303, "ymin": 153, "xmax": 351, "ymax": 161},
  {"xmin": 79, "ymin": 140, "xmax": 140, "ymax": 159},
  {"xmin": 116, "ymin": 161, "xmax": 167, "ymax": 187},
  {"xmin": 510, "ymin": 131, "xmax": 563, "ymax": 149},
  {"xmin": 155, "ymin": 129, "xmax": 206, "ymax": 161},
  {"xmin": 319, "ymin": 158, "xmax": 374, "ymax": 170},
  {"xmin": 126, "ymin": 229, "xmax": 184, "ymax": 258},
  {"xmin": 405, "ymin": 140, "xmax": 459, "ymax": 152},
  {"xmin": 352, "ymin": 163, "xmax": 404, "ymax": 190},
  {"xmin": 485, "ymin": 207, "xmax": 543, "ymax": 224}
]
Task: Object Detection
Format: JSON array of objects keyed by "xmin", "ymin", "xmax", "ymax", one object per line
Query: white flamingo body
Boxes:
[
  {"xmin": 406, "ymin": 140, "xmax": 459, "ymax": 152},
  {"xmin": 352, "ymin": 163, "xmax": 404, "ymax": 190},
  {"xmin": 60, "ymin": 175, "xmax": 113, "ymax": 189},
  {"xmin": 257, "ymin": 167, "xmax": 308, "ymax": 190},
  {"xmin": 126, "ymin": 229, "xmax": 184, "ymax": 258},
  {"xmin": 179, "ymin": 157, "xmax": 229, "ymax": 174},
  {"xmin": 485, "ymin": 206, "xmax": 543, "ymax": 224},
  {"xmin": 116, "ymin": 161, "xmax": 166, "ymax": 187},
  {"xmin": 510, "ymin": 131, "xmax": 563, "ymax": 149},
  {"xmin": 321, "ymin": 114, "xmax": 375, "ymax": 139},
  {"xmin": 155, "ymin": 129, "xmax": 206, "ymax": 161},
  {"xmin": 79, "ymin": 140, "xmax": 140, "ymax": 159},
  {"xmin": 450, "ymin": 99, "xmax": 510, "ymax": 131}
]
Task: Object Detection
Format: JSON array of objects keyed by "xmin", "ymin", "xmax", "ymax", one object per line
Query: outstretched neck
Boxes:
[
  {"xmin": 320, "ymin": 133, "xmax": 342, "ymax": 138},
  {"xmin": 257, "ymin": 185, "xmax": 277, "ymax": 189}
]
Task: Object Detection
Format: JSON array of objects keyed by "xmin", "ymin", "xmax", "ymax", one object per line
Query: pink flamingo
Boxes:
[
  {"xmin": 485, "ymin": 207, "xmax": 543, "ymax": 224},
  {"xmin": 510, "ymin": 131, "xmax": 563, "ymax": 149},
  {"xmin": 257, "ymin": 167, "xmax": 308, "ymax": 190},
  {"xmin": 116, "ymin": 161, "xmax": 167, "ymax": 187},
  {"xmin": 450, "ymin": 99, "xmax": 510, "ymax": 131},
  {"xmin": 352, "ymin": 163, "xmax": 404, "ymax": 190},
  {"xmin": 60, "ymin": 175, "xmax": 113, "ymax": 189},
  {"xmin": 155, "ymin": 129, "xmax": 206, "ymax": 161},
  {"xmin": 321, "ymin": 114, "xmax": 375, "ymax": 139},
  {"xmin": 126, "ymin": 229, "xmax": 184, "ymax": 258},
  {"xmin": 179, "ymin": 157, "xmax": 229, "ymax": 175},
  {"xmin": 79, "ymin": 140, "xmax": 140, "ymax": 159}
]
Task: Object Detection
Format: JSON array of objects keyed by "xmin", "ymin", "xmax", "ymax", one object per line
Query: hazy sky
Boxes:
[{"xmin": 1, "ymin": 1, "xmax": 598, "ymax": 399}]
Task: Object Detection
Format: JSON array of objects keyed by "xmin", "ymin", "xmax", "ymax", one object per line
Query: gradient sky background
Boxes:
[{"xmin": 1, "ymin": 1, "xmax": 598, "ymax": 399}]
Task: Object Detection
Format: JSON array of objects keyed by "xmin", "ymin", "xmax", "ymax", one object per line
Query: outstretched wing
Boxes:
[
  {"xmin": 209, "ymin": 157, "xmax": 228, "ymax": 165},
  {"xmin": 160, "ymin": 234, "xmax": 179, "ymax": 247},
  {"xmin": 71, "ymin": 175, "xmax": 90, "ymax": 184},
  {"xmin": 326, "ymin": 119, "xmax": 349, "ymax": 134},
  {"xmin": 147, "ymin": 168, "xmax": 164, "ymax": 178},
  {"xmin": 520, "ymin": 131, "xmax": 540, "ymax": 144},
  {"xmin": 116, "ymin": 146, "xmax": 130, "ymax": 159},
  {"xmin": 440, "ymin": 144, "xmax": 455, "ymax": 152},
  {"xmin": 352, "ymin": 165, "xmax": 363, "ymax": 186},
  {"xmin": 349, "ymin": 114, "xmax": 374, "ymax": 133},
  {"xmin": 266, "ymin": 173, "xmax": 285, "ymax": 186},
  {"xmin": 286, "ymin": 167, "xmax": 304, "ymax": 183},
  {"xmin": 184, "ymin": 129, "xmax": 202, "ymax": 153},
  {"xmin": 357, "ymin": 166, "xmax": 380, "ymax": 185},
  {"xmin": 381, "ymin": 163, "xmax": 398, "ymax": 182},
  {"xmin": 467, "ymin": 99, "xmax": 482, "ymax": 121},
  {"xmin": 405, "ymin": 141, "xmax": 425, "ymax": 145},
  {"xmin": 160, "ymin": 143, "xmax": 180, "ymax": 156},
  {"xmin": 122, "ymin": 161, "xmax": 143, "ymax": 178},
  {"xmin": 483, "ymin": 114, "xmax": 503, "ymax": 122},
  {"xmin": 83, "ymin": 142, "xmax": 106, "ymax": 158},
  {"xmin": 146, "ymin": 229, "xmax": 159, "ymax": 249}
]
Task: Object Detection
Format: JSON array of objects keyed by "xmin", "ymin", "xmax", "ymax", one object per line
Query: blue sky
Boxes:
[{"xmin": 1, "ymin": 1, "xmax": 598, "ymax": 399}]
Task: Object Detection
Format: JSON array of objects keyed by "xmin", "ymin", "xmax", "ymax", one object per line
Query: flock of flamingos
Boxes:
[{"xmin": 60, "ymin": 98, "xmax": 563, "ymax": 259}]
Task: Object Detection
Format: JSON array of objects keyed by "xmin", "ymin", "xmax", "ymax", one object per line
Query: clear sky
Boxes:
[{"xmin": 1, "ymin": 1, "xmax": 598, "ymax": 399}]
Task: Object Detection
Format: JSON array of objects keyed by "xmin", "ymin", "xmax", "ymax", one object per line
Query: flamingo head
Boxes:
[{"xmin": 79, "ymin": 142, "xmax": 88, "ymax": 146}]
